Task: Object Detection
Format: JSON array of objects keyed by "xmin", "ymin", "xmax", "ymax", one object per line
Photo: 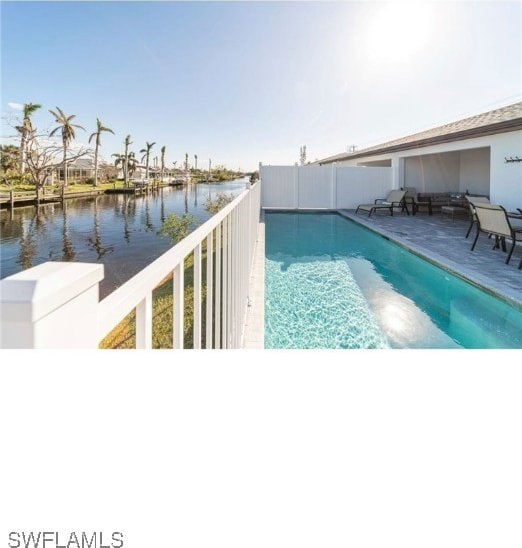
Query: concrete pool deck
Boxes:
[
  {"xmin": 338, "ymin": 209, "xmax": 522, "ymax": 308},
  {"xmin": 242, "ymin": 212, "xmax": 265, "ymax": 348}
]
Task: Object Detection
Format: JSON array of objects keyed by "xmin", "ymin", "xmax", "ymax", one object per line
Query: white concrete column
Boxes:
[
  {"xmin": 391, "ymin": 156, "xmax": 403, "ymax": 189},
  {"xmin": 0, "ymin": 262, "xmax": 104, "ymax": 349}
]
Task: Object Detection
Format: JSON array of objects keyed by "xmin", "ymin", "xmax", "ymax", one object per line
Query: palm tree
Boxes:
[
  {"xmin": 49, "ymin": 107, "xmax": 85, "ymax": 187},
  {"xmin": 122, "ymin": 135, "xmax": 132, "ymax": 186},
  {"xmin": 140, "ymin": 141, "xmax": 155, "ymax": 179},
  {"xmin": 127, "ymin": 152, "xmax": 138, "ymax": 178},
  {"xmin": 16, "ymin": 103, "xmax": 41, "ymax": 174},
  {"xmin": 160, "ymin": 146, "xmax": 166, "ymax": 181},
  {"xmin": 88, "ymin": 118, "xmax": 114, "ymax": 186}
]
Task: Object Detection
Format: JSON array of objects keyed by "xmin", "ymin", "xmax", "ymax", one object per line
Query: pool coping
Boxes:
[
  {"xmin": 242, "ymin": 211, "xmax": 265, "ymax": 348},
  {"xmin": 336, "ymin": 209, "xmax": 522, "ymax": 311}
]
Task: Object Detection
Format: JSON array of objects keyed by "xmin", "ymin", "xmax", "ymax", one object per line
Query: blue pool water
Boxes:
[{"xmin": 265, "ymin": 212, "xmax": 522, "ymax": 349}]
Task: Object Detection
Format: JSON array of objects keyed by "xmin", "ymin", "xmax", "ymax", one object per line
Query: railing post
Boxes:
[{"xmin": 0, "ymin": 262, "xmax": 104, "ymax": 349}]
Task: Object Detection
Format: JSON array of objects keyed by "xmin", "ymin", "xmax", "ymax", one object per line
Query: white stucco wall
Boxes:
[
  {"xmin": 404, "ymin": 151, "xmax": 461, "ymax": 193},
  {"xmin": 459, "ymin": 147, "xmax": 490, "ymax": 195},
  {"xmin": 488, "ymin": 131, "xmax": 522, "ymax": 210}
]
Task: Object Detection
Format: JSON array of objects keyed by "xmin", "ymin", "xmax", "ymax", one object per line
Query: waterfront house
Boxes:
[{"xmin": 315, "ymin": 102, "xmax": 522, "ymax": 211}]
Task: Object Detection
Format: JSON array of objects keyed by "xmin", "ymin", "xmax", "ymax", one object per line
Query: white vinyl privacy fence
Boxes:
[
  {"xmin": 0, "ymin": 182, "xmax": 261, "ymax": 349},
  {"xmin": 260, "ymin": 164, "xmax": 393, "ymax": 209}
]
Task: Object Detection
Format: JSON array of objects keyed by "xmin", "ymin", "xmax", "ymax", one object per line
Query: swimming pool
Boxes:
[{"xmin": 265, "ymin": 211, "xmax": 522, "ymax": 349}]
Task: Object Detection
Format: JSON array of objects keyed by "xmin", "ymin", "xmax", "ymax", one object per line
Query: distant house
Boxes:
[
  {"xmin": 317, "ymin": 102, "xmax": 522, "ymax": 210},
  {"xmin": 52, "ymin": 158, "xmax": 95, "ymax": 182}
]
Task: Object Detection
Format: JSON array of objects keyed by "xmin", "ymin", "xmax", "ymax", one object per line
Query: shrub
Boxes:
[
  {"xmin": 204, "ymin": 193, "xmax": 235, "ymax": 214},
  {"xmin": 158, "ymin": 213, "xmax": 197, "ymax": 243}
]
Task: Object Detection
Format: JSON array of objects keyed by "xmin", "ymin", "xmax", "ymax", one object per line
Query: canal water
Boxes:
[{"xmin": 0, "ymin": 178, "xmax": 248, "ymax": 298}]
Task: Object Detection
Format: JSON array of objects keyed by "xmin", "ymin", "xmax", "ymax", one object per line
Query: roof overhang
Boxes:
[{"xmin": 319, "ymin": 118, "xmax": 522, "ymax": 164}]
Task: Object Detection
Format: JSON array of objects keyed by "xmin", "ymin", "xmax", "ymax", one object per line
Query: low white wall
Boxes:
[{"xmin": 260, "ymin": 164, "xmax": 392, "ymax": 209}]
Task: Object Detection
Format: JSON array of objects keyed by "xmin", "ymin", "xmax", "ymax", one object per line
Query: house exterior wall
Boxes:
[
  {"xmin": 329, "ymin": 130, "xmax": 521, "ymax": 209},
  {"xmin": 404, "ymin": 151, "xmax": 460, "ymax": 193},
  {"xmin": 459, "ymin": 147, "xmax": 490, "ymax": 195},
  {"xmin": 488, "ymin": 130, "xmax": 522, "ymax": 209}
]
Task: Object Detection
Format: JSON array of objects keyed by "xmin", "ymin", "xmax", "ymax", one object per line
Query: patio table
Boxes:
[{"xmin": 441, "ymin": 205, "xmax": 469, "ymax": 221}]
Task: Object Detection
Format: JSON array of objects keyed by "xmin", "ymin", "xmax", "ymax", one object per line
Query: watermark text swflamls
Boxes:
[{"xmin": 7, "ymin": 532, "xmax": 123, "ymax": 548}]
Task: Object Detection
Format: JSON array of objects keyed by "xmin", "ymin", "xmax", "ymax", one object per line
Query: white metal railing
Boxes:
[
  {"xmin": 0, "ymin": 182, "xmax": 261, "ymax": 349},
  {"xmin": 98, "ymin": 181, "xmax": 260, "ymax": 349}
]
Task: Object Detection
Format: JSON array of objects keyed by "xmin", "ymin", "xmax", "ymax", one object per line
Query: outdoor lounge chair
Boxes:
[
  {"xmin": 465, "ymin": 196, "xmax": 490, "ymax": 238},
  {"xmin": 471, "ymin": 203, "xmax": 522, "ymax": 269},
  {"xmin": 355, "ymin": 190, "xmax": 407, "ymax": 218}
]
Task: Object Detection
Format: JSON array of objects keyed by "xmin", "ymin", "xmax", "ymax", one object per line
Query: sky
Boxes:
[{"xmin": 1, "ymin": 1, "xmax": 521, "ymax": 171}]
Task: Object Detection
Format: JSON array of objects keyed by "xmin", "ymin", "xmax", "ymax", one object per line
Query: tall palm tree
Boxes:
[
  {"xmin": 88, "ymin": 118, "xmax": 114, "ymax": 186},
  {"xmin": 127, "ymin": 152, "xmax": 138, "ymax": 178},
  {"xmin": 16, "ymin": 103, "xmax": 41, "ymax": 174},
  {"xmin": 49, "ymin": 107, "xmax": 85, "ymax": 187},
  {"xmin": 121, "ymin": 135, "xmax": 132, "ymax": 187},
  {"xmin": 160, "ymin": 146, "xmax": 166, "ymax": 181},
  {"xmin": 140, "ymin": 141, "xmax": 155, "ymax": 179}
]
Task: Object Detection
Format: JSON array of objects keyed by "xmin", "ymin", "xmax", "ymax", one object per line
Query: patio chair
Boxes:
[
  {"xmin": 355, "ymin": 190, "xmax": 407, "ymax": 218},
  {"xmin": 471, "ymin": 203, "xmax": 522, "ymax": 268},
  {"xmin": 402, "ymin": 187, "xmax": 417, "ymax": 215},
  {"xmin": 464, "ymin": 196, "xmax": 490, "ymax": 238}
]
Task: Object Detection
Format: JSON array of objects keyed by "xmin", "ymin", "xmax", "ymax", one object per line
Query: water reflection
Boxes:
[
  {"xmin": 17, "ymin": 217, "xmax": 38, "ymax": 270},
  {"xmin": 61, "ymin": 201, "xmax": 76, "ymax": 262},
  {"xmin": 87, "ymin": 196, "xmax": 114, "ymax": 260},
  {"xmin": 1, "ymin": 178, "xmax": 248, "ymax": 297},
  {"xmin": 160, "ymin": 188, "xmax": 165, "ymax": 223}
]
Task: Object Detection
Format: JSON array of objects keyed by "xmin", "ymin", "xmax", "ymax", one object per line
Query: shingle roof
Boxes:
[{"xmin": 318, "ymin": 101, "xmax": 522, "ymax": 164}]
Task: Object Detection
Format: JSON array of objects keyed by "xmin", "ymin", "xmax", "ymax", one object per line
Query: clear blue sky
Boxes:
[{"xmin": 2, "ymin": 1, "xmax": 521, "ymax": 170}]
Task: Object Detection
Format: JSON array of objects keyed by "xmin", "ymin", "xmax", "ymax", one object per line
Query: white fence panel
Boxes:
[
  {"xmin": 336, "ymin": 166, "xmax": 392, "ymax": 209},
  {"xmin": 260, "ymin": 165, "xmax": 392, "ymax": 209},
  {"xmin": 260, "ymin": 165, "xmax": 297, "ymax": 208},
  {"xmin": 297, "ymin": 166, "xmax": 332, "ymax": 208}
]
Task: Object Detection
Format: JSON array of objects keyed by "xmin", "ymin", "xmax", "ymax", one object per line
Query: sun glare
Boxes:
[{"xmin": 366, "ymin": 2, "xmax": 434, "ymax": 64}]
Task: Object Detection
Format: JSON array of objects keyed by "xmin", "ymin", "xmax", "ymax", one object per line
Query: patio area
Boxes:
[{"xmin": 339, "ymin": 209, "xmax": 522, "ymax": 307}]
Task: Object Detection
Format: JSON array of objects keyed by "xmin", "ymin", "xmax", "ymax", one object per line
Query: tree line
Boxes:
[{"xmin": 1, "ymin": 102, "xmax": 242, "ymax": 192}]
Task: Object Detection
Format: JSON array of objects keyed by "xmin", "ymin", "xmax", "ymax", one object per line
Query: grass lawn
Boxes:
[
  {"xmin": 0, "ymin": 180, "xmax": 127, "ymax": 194},
  {"xmin": 100, "ymin": 248, "xmax": 213, "ymax": 349}
]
